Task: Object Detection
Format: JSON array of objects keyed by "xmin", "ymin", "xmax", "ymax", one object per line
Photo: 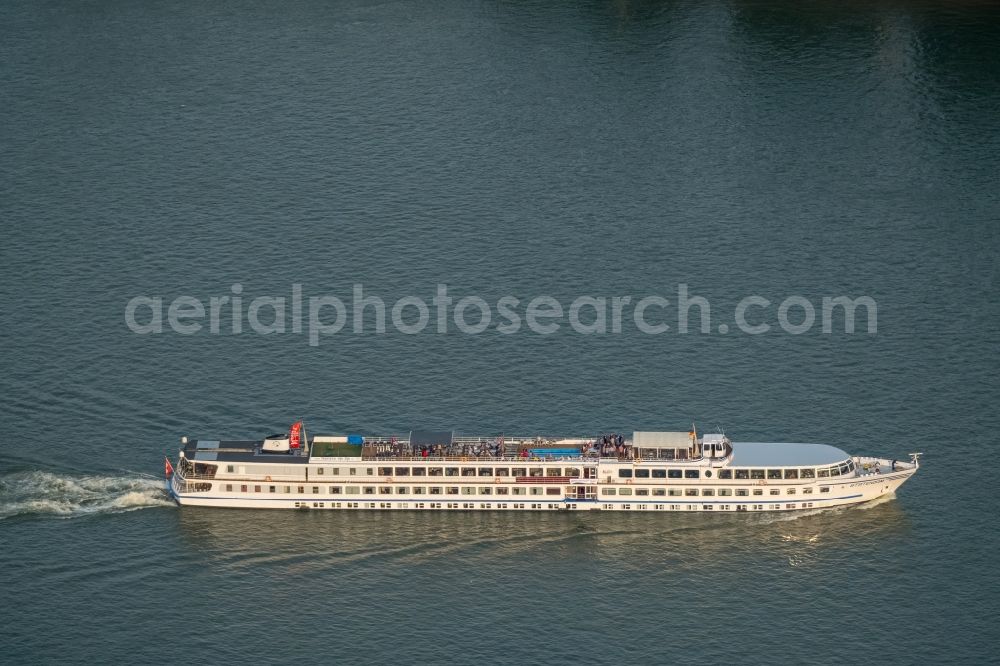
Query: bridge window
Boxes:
[
  {"xmin": 529, "ymin": 468, "xmax": 544, "ymax": 477},
  {"xmin": 395, "ymin": 467, "xmax": 410, "ymax": 476},
  {"xmin": 478, "ymin": 467, "xmax": 493, "ymax": 476},
  {"xmin": 634, "ymin": 469, "xmax": 650, "ymax": 478},
  {"xmin": 750, "ymin": 470, "xmax": 765, "ymax": 479},
  {"xmin": 445, "ymin": 467, "xmax": 459, "ymax": 476},
  {"xmin": 565, "ymin": 468, "xmax": 580, "ymax": 478},
  {"xmin": 767, "ymin": 470, "xmax": 782, "ymax": 479},
  {"xmin": 818, "ymin": 468, "xmax": 830, "ymax": 478},
  {"xmin": 495, "ymin": 468, "xmax": 509, "ymax": 476},
  {"xmin": 735, "ymin": 469, "xmax": 749, "ymax": 479},
  {"xmin": 461, "ymin": 468, "xmax": 476, "ymax": 476},
  {"xmin": 547, "ymin": 468, "xmax": 561, "ymax": 476},
  {"xmin": 512, "ymin": 468, "xmax": 527, "ymax": 476},
  {"xmin": 784, "ymin": 469, "xmax": 798, "ymax": 479},
  {"xmin": 412, "ymin": 467, "xmax": 426, "ymax": 476},
  {"xmin": 684, "ymin": 470, "xmax": 699, "ymax": 479},
  {"xmin": 619, "ymin": 469, "xmax": 633, "ymax": 478},
  {"xmin": 619, "ymin": 488, "xmax": 633, "ymax": 496},
  {"xmin": 378, "ymin": 467, "xmax": 392, "ymax": 476},
  {"xmin": 718, "ymin": 470, "xmax": 732, "ymax": 479},
  {"xmin": 652, "ymin": 469, "xmax": 666, "ymax": 478},
  {"xmin": 602, "ymin": 488, "xmax": 617, "ymax": 496},
  {"xmin": 668, "ymin": 470, "xmax": 682, "ymax": 479}
]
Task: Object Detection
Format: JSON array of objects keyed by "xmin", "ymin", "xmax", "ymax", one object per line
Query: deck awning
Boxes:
[
  {"xmin": 632, "ymin": 431, "xmax": 693, "ymax": 449},
  {"xmin": 193, "ymin": 440, "xmax": 220, "ymax": 460},
  {"xmin": 408, "ymin": 430, "xmax": 455, "ymax": 447}
]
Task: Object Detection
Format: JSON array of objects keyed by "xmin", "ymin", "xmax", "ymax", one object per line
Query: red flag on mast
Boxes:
[
  {"xmin": 164, "ymin": 457, "xmax": 174, "ymax": 478},
  {"xmin": 289, "ymin": 421, "xmax": 303, "ymax": 449}
]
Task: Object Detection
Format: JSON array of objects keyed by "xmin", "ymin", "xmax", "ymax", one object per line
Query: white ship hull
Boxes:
[{"xmin": 166, "ymin": 428, "xmax": 919, "ymax": 513}]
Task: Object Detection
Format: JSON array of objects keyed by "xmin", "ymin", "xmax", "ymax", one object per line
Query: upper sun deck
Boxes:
[{"xmin": 179, "ymin": 433, "xmax": 852, "ymax": 471}]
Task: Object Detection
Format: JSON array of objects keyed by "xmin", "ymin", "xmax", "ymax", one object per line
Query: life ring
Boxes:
[
  {"xmin": 626, "ymin": 479, "xmax": 633, "ymax": 485},
  {"xmin": 494, "ymin": 477, "xmax": 501, "ymax": 484},
  {"xmin": 385, "ymin": 477, "xmax": 392, "ymax": 483},
  {"xmin": 264, "ymin": 476, "xmax": 272, "ymax": 482}
]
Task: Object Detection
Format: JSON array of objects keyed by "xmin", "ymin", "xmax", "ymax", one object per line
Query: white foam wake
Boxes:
[{"xmin": 0, "ymin": 471, "xmax": 174, "ymax": 520}]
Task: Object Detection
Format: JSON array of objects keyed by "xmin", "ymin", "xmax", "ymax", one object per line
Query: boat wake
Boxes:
[{"xmin": 0, "ymin": 470, "xmax": 174, "ymax": 520}]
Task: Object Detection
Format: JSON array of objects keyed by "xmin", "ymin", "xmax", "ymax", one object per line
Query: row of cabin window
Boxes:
[
  {"xmin": 307, "ymin": 502, "xmax": 814, "ymax": 511},
  {"xmin": 267, "ymin": 467, "xmax": 584, "ymax": 477},
  {"xmin": 224, "ymin": 463, "xmax": 856, "ymax": 480},
  {"xmin": 617, "ymin": 461, "xmax": 854, "ymax": 480},
  {"xmin": 312, "ymin": 503, "xmax": 559, "ymax": 510},
  {"xmin": 606, "ymin": 503, "xmax": 817, "ymax": 511},
  {"xmin": 372, "ymin": 467, "xmax": 577, "ymax": 477},
  {"xmin": 224, "ymin": 484, "xmax": 563, "ymax": 496},
  {"xmin": 603, "ymin": 486, "xmax": 830, "ymax": 497},
  {"xmin": 220, "ymin": 484, "xmax": 833, "ymax": 497}
]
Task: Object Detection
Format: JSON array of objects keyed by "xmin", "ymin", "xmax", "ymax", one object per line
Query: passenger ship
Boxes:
[{"xmin": 165, "ymin": 423, "xmax": 921, "ymax": 513}]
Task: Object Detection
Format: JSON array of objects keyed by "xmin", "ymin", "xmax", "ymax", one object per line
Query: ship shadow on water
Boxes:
[{"xmin": 173, "ymin": 498, "xmax": 913, "ymax": 576}]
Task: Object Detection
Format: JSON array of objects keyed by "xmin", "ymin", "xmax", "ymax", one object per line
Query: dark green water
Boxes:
[{"xmin": 1, "ymin": 0, "xmax": 998, "ymax": 663}]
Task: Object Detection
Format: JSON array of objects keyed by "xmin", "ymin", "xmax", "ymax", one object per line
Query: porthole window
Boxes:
[{"xmin": 705, "ymin": 470, "xmax": 712, "ymax": 478}]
